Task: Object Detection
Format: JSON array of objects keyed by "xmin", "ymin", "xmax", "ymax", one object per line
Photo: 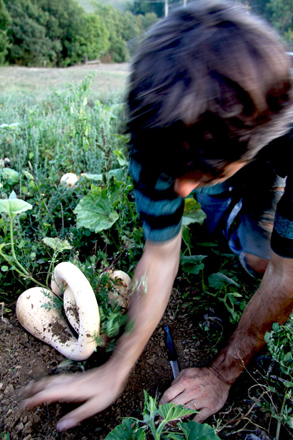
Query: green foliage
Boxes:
[
  {"xmin": 250, "ymin": 318, "xmax": 293, "ymax": 437},
  {"xmin": 105, "ymin": 391, "xmax": 220, "ymax": 440},
  {"xmin": 81, "ymin": 13, "xmax": 110, "ymax": 61},
  {"xmin": 74, "ymin": 185, "xmax": 120, "ymax": 233},
  {"xmin": 182, "ymin": 198, "xmax": 207, "ymax": 227},
  {"xmin": 0, "ymin": 76, "xmax": 142, "ymax": 342},
  {"xmin": 137, "ymin": 13, "xmax": 158, "ymax": 32},
  {"xmin": 3, "ymin": 0, "xmax": 111, "ymax": 66},
  {"xmin": 4, "ymin": 0, "xmax": 62, "ymax": 66},
  {"xmin": 0, "ymin": 192, "xmax": 32, "ymax": 219},
  {"xmin": 0, "ymin": 0, "xmax": 11, "ymax": 64},
  {"xmin": 93, "ymin": 3, "xmax": 144, "ymax": 62},
  {"xmin": 126, "ymin": 0, "xmax": 165, "ymax": 18},
  {"xmin": 246, "ymin": 0, "xmax": 293, "ymax": 50},
  {"xmin": 265, "ymin": 317, "xmax": 293, "ymax": 377},
  {"xmin": 0, "ymin": 0, "xmax": 156, "ymax": 66},
  {"xmin": 180, "ymin": 255, "xmax": 207, "ymax": 276}
]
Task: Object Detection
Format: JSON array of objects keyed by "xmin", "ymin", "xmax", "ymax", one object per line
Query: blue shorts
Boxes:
[{"xmin": 193, "ymin": 160, "xmax": 286, "ymax": 265}]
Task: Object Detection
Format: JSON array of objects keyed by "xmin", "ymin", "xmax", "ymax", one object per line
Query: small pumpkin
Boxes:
[{"xmin": 108, "ymin": 270, "xmax": 132, "ymax": 309}]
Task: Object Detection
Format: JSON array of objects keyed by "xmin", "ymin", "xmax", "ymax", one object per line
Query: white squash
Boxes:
[
  {"xmin": 16, "ymin": 262, "xmax": 100, "ymax": 361},
  {"xmin": 60, "ymin": 173, "xmax": 79, "ymax": 187},
  {"xmin": 108, "ymin": 270, "xmax": 131, "ymax": 309}
]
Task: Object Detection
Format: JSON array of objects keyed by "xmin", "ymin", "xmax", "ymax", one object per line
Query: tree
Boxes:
[
  {"xmin": 239, "ymin": 0, "xmax": 293, "ymax": 50},
  {"xmin": 80, "ymin": 14, "xmax": 110, "ymax": 61},
  {"xmin": 265, "ymin": 0, "xmax": 293, "ymax": 34},
  {"xmin": 4, "ymin": 0, "xmax": 61, "ymax": 66},
  {"xmin": 126, "ymin": 0, "xmax": 164, "ymax": 17},
  {"xmin": 93, "ymin": 3, "xmax": 142, "ymax": 62},
  {"xmin": 0, "ymin": 0, "xmax": 11, "ymax": 64},
  {"xmin": 137, "ymin": 12, "xmax": 159, "ymax": 33}
]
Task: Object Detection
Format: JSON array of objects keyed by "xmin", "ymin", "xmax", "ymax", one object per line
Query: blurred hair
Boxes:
[{"xmin": 128, "ymin": 0, "xmax": 293, "ymax": 178}]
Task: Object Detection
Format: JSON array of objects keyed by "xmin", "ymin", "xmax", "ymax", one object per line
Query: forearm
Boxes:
[
  {"xmin": 212, "ymin": 250, "xmax": 293, "ymax": 384},
  {"xmin": 107, "ymin": 232, "xmax": 182, "ymax": 378}
]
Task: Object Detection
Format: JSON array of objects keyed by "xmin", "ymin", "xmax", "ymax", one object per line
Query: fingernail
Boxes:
[{"xmin": 57, "ymin": 419, "xmax": 74, "ymax": 431}]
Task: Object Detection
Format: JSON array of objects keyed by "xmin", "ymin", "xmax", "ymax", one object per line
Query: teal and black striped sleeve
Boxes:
[
  {"xmin": 271, "ymin": 174, "xmax": 293, "ymax": 258},
  {"xmin": 129, "ymin": 157, "xmax": 184, "ymax": 242}
]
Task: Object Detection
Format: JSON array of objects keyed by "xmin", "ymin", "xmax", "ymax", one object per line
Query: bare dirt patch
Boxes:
[{"xmin": 0, "ymin": 288, "xmax": 290, "ymax": 439}]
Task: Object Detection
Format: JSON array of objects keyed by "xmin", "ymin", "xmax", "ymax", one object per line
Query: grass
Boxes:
[{"xmin": 0, "ymin": 63, "xmax": 129, "ymax": 101}]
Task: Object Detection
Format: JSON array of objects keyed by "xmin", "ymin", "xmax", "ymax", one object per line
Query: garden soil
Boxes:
[{"xmin": 0, "ymin": 289, "xmax": 287, "ymax": 440}]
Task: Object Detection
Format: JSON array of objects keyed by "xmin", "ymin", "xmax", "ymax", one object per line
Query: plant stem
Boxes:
[
  {"xmin": 276, "ymin": 387, "xmax": 288, "ymax": 440},
  {"xmin": 148, "ymin": 419, "xmax": 160, "ymax": 440},
  {"xmin": 10, "ymin": 216, "xmax": 30, "ymax": 276}
]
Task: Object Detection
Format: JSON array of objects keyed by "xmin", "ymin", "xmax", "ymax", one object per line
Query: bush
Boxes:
[{"xmin": 3, "ymin": 0, "xmax": 111, "ymax": 66}]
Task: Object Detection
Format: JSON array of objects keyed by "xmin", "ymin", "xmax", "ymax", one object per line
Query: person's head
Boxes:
[{"xmin": 128, "ymin": 0, "xmax": 293, "ymax": 193}]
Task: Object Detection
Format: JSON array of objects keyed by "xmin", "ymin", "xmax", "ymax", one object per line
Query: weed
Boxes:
[{"xmin": 105, "ymin": 390, "xmax": 220, "ymax": 440}]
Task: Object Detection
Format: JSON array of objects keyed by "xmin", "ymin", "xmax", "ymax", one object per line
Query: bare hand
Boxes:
[
  {"xmin": 22, "ymin": 364, "xmax": 127, "ymax": 431},
  {"xmin": 159, "ymin": 367, "xmax": 230, "ymax": 422}
]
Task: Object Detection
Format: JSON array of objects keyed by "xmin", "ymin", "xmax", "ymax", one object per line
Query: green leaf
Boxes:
[
  {"xmin": 42, "ymin": 237, "xmax": 72, "ymax": 253},
  {"xmin": 208, "ymin": 272, "xmax": 240, "ymax": 290},
  {"xmin": 83, "ymin": 169, "xmax": 125, "ymax": 182},
  {"xmin": 162, "ymin": 434, "xmax": 184, "ymax": 440},
  {"xmin": 143, "ymin": 390, "xmax": 158, "ymax": 419},
  {"xmin": 178, "ymin": 420, "xmax": 220, "ymax": 440},
  {"xmin": 104, "ymin": 418, "xmax": 146, "ymax": 440},
  {"xmin": 182, "ymin": 198, "xmax": 206, "ymax": 226},
  {"xmin": 158, "ymin": 403, "xmax": 196, "ymax": 423},
  {"xmin": 180, "ymin": 255, "xmax": 207, "ymax": 275},
  {"xmin": 74, "ymin": 188, "xmax": 119, "ymax": 233},
  {"xmin": 0, "ymin": 198, "xmax": 33, "ymax": 219},
  {"xmin": 114, "ymin": 150, "xmax": 128, "ymax": 166},
  {"xmin": 283, "ymin": 380, "xmax": 293, "ymax": 388},
  {"xmin": 286, "ymin": 417, "xmax": 293, "ymax": 429},
  {"xmin": 1, "ymin": 168, "xmax": 20, "ymax": 185}
]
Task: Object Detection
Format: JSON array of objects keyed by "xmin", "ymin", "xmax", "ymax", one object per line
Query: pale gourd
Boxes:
[
  {"xmin": 60, "ymin": 173, "xmax": 79, "ymax": 187},
  {"xmin": 108, "ymin": 270, "xmax": 132, "ymax": 309},
  {"xmin": 16, "ymin": 262, "xmax": 100, "ymax": 361}
]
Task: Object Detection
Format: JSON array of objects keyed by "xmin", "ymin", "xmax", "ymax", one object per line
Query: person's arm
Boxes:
[
  {"xmin": 22, "ymin": 232, "xmax": 182, "ymax": 431},
  {"xmin": 160, "ymin": 250, "xmax": 293, "ymax": 421}
]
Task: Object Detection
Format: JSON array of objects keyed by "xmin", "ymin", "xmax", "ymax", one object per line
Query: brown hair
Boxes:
[{"xmin": 128, "ymin": 0, "xmax": 293, "ymax": 178}]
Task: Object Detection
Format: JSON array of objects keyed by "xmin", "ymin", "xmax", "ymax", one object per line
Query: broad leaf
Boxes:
[
  {"xmin": 182, "ymin": 198, "xmax": 206, "ymax": 226},
  {"xmin": 180, "ymin": 255, "xmax": 207, "ymax": 276},
  {"xmin": 158, "ymin": 403, "xmax": 196, "ymax": 423},
  {"xmin": 177, "ymin": 420, "xmax": 220, "ymax": 440},
  {"xmin": 74, "ymin": 187, "xmax": 119, "ymax": 233},
  {"xmin": 114, "ymin": 150, "xmax": 128, "ymax": 166},
  {"xmin": 82, "ymin": 168, "xmax": 125, "ymax": 182},
  {"xmin": 0, "ymin": 198, "xmax": 32, "ymax": 219},
  {"xmin": 1, "ymin": 168, "xmax": 20, "ymax": 185},
  {"xmin": 42, "ymin": 237, "xmax": 72, "ymax": 253},
  {"xmin": 208, "ymin": 272, "xmax": 240, "ymax": 290},
  {"xmin": 105, "ymin": 418, "xmax": 146, "ymax": 440}
]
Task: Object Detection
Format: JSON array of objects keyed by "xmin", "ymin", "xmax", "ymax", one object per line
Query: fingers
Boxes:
[
  {"xmin": 159, "ymin": 382, "xmax": 185, "ymax": 405},
  {"xmin": 56, "ymin": 391, "xmax": 118, "ymax": 431},
  {"xmin": 22, "ymin": 375, "xmax": 76, "ymax": 409},
  {"xmin": 23, "ymin": 386, "xmax": 69, "ymax": 409},
  {"xmin": 193, "ymin": 407, "xmax": 213, "ymax": 423},
  {"xmin": 23, "ymin": 375, "xmax": 70, "ymax": 398}
]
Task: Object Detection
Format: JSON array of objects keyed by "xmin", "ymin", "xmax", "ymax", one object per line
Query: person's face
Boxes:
[{"xmin": 174, "ymin": 160, "xmax": 247, "ymax": 198}]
